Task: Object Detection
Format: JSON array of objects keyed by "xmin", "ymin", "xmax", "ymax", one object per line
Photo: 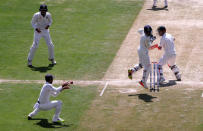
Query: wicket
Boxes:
[{"xmin": 150, "ymin": 62, "xmax": 160, "ymax": 92}]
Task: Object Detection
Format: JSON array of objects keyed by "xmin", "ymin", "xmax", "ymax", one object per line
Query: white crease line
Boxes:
[
  {"xmin": 201, "ymin": 93, "xmax": 203, "ymax": 98},
  {"xmin": 100, "ymin": 82, "xmax": 108, "ymax": 96}
]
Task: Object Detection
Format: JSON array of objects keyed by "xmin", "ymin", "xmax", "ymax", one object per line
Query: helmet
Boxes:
[
  {"xmin": 157, "ymin": 26, "xmax": 166, "ymax": 32},
  {"xmin": 39, "ymin": 4, "xmax": 48, "ymax": 11},
  {"xmin": 144, "ymin": 25, "xmax": 152, "ymax": 36},
  {"xmin": 45, "ymin": 74, "xmax": 53, "ymax": 82}
]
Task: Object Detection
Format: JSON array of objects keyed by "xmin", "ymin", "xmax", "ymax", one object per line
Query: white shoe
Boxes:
[
  {"xmin": 52, "ymin": 118, "xmax": 64, "ymax": 123},
  {"xmin": 49, "ymin": 59, "xmax": 56, "ymax": 65},
  {"xmin": 159, "ymin": 77, "xmax": 165, "ymax": 84}
]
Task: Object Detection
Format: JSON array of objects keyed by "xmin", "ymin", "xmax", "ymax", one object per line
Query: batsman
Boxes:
[
  {"xmin": 157, "ymin": 26, "xmax": 181, "ymax": 83},
  {"xmin": 128, "ymin": 25, "xmax": 157, "ymax": 89}
]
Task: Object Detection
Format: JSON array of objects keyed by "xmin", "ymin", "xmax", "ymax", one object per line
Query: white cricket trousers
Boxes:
[
  {"xmin": 28, "ymin": 29, "xmax": 54, "ymax": 61},
  {"xmin": 28, "ymin": 100, "xmax": 62, "ymax": 121},
  {"xmin": 133, "ymin": 50, "xmax": 151, "ymax": 83},
  {"xmin": 153, "ymin": 0, "xmax": 168, "ymax": 6}
]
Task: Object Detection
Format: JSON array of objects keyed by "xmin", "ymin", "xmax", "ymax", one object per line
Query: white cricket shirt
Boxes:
[
  {"xmin": 31, "ymin": 12, "xmax": 52, "ymax": 30},
  {"xmin": 38, "ymin": 82, "xmax": 62, "ymax": 104},
  {"xmin": 160, "ymin": 33, "xmax": 176, "ymax": 55}
]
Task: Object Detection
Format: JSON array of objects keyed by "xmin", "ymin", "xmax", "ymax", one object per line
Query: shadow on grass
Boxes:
[
  {"xmin": 159, "ymin": 80, "xmax": 177, "ymax": 87},
  {"xmin": 30, "ymin": 64, "xmax": 54, "ymax": 73},
  {"xmin": 30, "ymin": 118, "xmax": 71, "ymax": 128},
  {"xmin": 128, "ymin": 93, "xmax": 157, "ymax": 102},
  {"xmin": 147, "ymin": 7, "xmax": 168, "ymax": 11}
]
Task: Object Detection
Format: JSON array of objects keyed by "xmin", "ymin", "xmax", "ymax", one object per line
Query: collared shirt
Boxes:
[
  {"xmin": 160, "ymin": 33, "xmax": 176, "ymax": 55},
  {"xmin": 38, "ymin": 82, "xmax": 62, "ymax": 104},
  {"xmin": 31, "ymin": 12, "xmax": 52, "ymax": 30}
]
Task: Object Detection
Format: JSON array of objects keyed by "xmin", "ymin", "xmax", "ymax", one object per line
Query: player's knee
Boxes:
[
  {"xmin": 57, "ymin": 100, "xmax": 62, "ymax": 106},
  {"xmin": 32, "ymin": 42, "xmax": 39, "ymax": 49}
]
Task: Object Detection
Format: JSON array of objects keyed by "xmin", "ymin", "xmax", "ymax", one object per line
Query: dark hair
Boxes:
[
  {"xmin": 157, "ymin": 26, "xmax": 166, "ymax": 32},
  {"xmin": 45, "ymin": 74, "xmax": 53, "ymax": 82},
  {"xmin": 39, "ymin": 4, "xmax": 48, "ymax": 11}
]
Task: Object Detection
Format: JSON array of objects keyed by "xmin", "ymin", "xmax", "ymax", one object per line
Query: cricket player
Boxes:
[
  {"xmin": 28, "ymin": 74, "xmax": 72, "ymax": 123},
  {"xmin": 157, "ymin": 26, "xmax": 181, "ymax": 83},
  {"xmin": 128, "ymin": 25, "xmax": 157, "ymax": 88},
  {"xmin": 27, "ymin": 4, "xmax": 56, "ymax": 67},
  {"xmin": 153, "ymin": 0, "xmax": 168, "ymax": 8}
]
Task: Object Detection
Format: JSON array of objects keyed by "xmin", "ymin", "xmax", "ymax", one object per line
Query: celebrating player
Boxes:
[
  {"xmin": 128, "ymin": 25, "xmax": 157, "ymax": 89},
  {"xmin": 28, "ymin": 74, "xmax": 73, "ymax": 123},
  {"xmin": 27, "ymin": 4, "xmax": 56, "ymax": 67},
  {"xmin": 153, "ymin": 0, "xmax": 168, "ymax": 8},
  {"xmin": 157, "ymin": 26, "xmax": 181, "ymax": 83}
]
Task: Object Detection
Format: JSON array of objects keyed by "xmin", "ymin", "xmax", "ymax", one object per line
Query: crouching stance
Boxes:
[
  {"xmin": 157, "ymin": 26, "xmax": 181, "ymax": 83},
  {"xmin": 27, "ymin": 4, "xmax": 56, "ymax": 67},
  {"xmin": 128, "ymin": 25, "xmax": 156, "ymax": 88},
  {"xmin": 28, "ymin": 74, "xmax": 71, "ymax": 123}
]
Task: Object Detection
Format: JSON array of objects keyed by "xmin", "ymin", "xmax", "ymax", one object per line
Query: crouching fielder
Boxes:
[
  {"xmin": 128, "ymin": 25, "xmax": 156, "ymax": 88},
  {"xmin": 157, "ymin": 26, "xmax": 181, "ymax": 83},
  {"xmin": 28, "ymin": 74, "xmax": 71, "ymax": 123}
]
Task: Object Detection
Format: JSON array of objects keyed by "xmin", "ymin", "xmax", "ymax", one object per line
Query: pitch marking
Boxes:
[{"xmin": 100, "ymin": 82, "xmax": 108, "ymax": 96}]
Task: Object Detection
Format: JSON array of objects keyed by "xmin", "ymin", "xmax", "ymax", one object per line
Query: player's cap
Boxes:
[
  {"xmin": 39, "ymin": 4, "xmax": 48, "ymax": 11},
  {"xmin": 157, "ymin": 26, "xmax": 166, "ymax": 32},
  {"xmin": 45, "ymin": 74, "xmax": 54, "ymax": 82}
]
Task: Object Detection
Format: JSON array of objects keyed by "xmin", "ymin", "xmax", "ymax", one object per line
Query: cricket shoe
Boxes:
[
  {"xmin": 27, "ymin": 60, "xmax": 33, "ymax": 68},
  {"xmin": 159, "ymin": 77, "xmax": 165, "ymax": 84},
  {"xmin": 152, "ymin": 5, "xmax": 157, "ymax": 9},
  {"xmin": 49, "ymin": 59, "xmax": 56, "ymax": 65},
  {"xmin": 128, "ymin": 69, "xmax": 133, "ymax": 80},
  {"xmin": 28, "ymin": 115, "xmax": 32, "ymax": 120},
  {"xmin": 52, "ymin": 118, "xmax": 65, "ymax": 123},
  {"xmin": 139, "ymin": 80, "xmax": 148, "ymax": 89}
]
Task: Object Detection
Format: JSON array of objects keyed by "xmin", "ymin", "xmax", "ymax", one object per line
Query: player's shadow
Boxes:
[
  {"xmin": 128, "ymin": 93, "xmax": 157, "ymax": 102},
  {"xmin": 30, "ymin": 118, "xmax": 71, "ymax": 128},
  {"xmin": 159, "ymin": 80, "xmax": 177, "ymax": 87},
  {"xmin": 147, "ymin": 7, "xmax": 168, "ymax": 11},
  {"xmin": 30, "ymin": 64, "xmax": 54, "ymax": 73}
]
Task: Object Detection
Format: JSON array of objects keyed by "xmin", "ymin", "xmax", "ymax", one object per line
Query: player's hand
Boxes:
[
  {"xmin": 158, "ymin": 46, "xmax": 162, "ymax": 50},
  {"xmin": 62, "ymin": 85, "xmax": 70, "ymax": 90},
  {"xmin": 62, "ymin": 81, "xmax": 73, "ymax": 87},
  {"xmin": 149, "ymin": 44, "xmax": 158, "ymax": 50},
  {"xmin": 36, "ymin": 28, "xmax": 41, "ymax": 33},
  {"xmin": 45, "ymin": 25, "xmax": 49, "ymax": 29}
]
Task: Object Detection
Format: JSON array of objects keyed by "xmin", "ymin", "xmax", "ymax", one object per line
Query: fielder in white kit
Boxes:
[
  {"xmin": 27, "ymin": 4, "xmax": 56, "ymax": 67},
  {"xmin": 157, "ymin": 26, "xmax": 181, "ymax": 83},
  {"xmin": 153, "ymin": 0, "xmax": 168, "ymax": 8},
  {"xmin": 28, "ymin": 74, "xmax": 71, "ymax": 123},
  {"xmin": 128, "ymin": 25, "xmax": 157, "ymax": 88}
]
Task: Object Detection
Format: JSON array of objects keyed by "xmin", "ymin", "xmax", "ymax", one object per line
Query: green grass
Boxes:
[
  {"xmin": 79, "ymin": 86, "xmax": 203, "ymax": 131},
  {"xmin": 0, "ymin": 83, "xmax": 97, "ymax": 130},
  {"xmin": 0, "ymin": 0, "xmax": 143, "ymax": 80}
]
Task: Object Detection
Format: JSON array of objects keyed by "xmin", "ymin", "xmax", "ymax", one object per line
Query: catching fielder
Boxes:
[
  {"xmin": 128, "ymin": 25, "xmax": 157, "ymax": 89},
  {"xmin": 153, "ymin": 0, "xmax": 168, "ymax": 8},
  {"xmin": 27, "ymin": 4, "xmax": 56, "ymax": 67},
  {"xmin": 28, "ymin": 74, "xmax": 73, "ymax": 123},
  {"xmin": 157, "ymin": 26, "xmax": 181, "ymax": 83}
]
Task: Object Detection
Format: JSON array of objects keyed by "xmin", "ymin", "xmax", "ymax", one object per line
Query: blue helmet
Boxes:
[
  {"xmin": 144, "ymin": 25, "xmax": 152, "ymax": 36},
  {"xmin": 39, "ymin": 4, "xmax": 48, "ymax": 11}
]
